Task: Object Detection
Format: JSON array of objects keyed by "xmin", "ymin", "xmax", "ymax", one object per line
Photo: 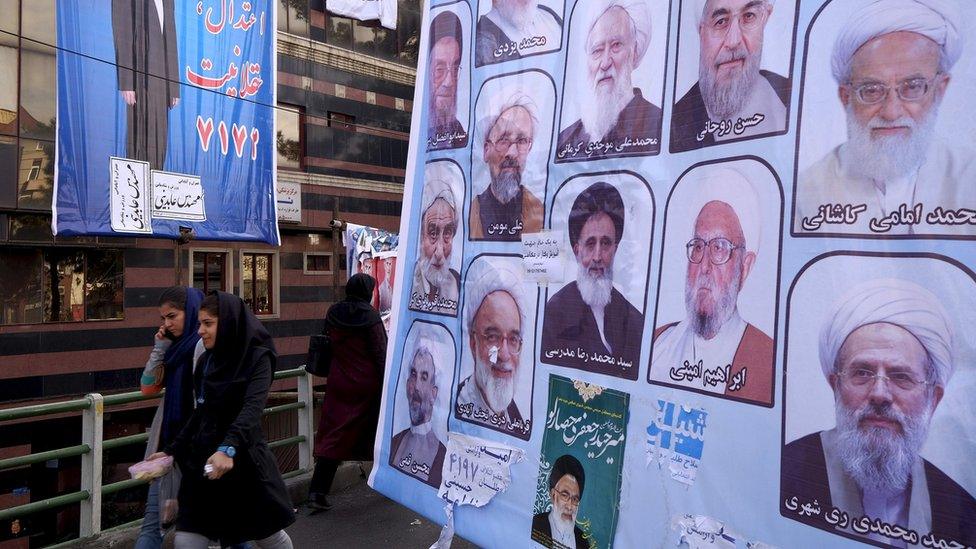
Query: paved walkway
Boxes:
[{"xmin": 286, "ymin": 482, "xmax": 477, "ymax": 549}]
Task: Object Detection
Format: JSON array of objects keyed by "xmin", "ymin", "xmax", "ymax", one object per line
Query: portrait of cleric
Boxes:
[
  {"xmin": 455, "ymin": 256, "xmax": 535, "ymax": 439},
  {"xmin": 389, "ymin": 323, "xmax": 452, "ymax": 489},
  {"xmin": 409, "ymin": 161, "xmax": 464, "ymax": 316},
  {"xmin": 541, "ymin": 175, "xmax": 653, "ymax": 380},
  {"xmin": 782, "ymin": 257, "xmax": 976, "ymax": 548},
  {"xmin": 475, "ymin": 0, "xmax": 564, "ymax": 67},
  {"xmin": 794, "ymin": 0, "xmax": 976, "ymax": 237},
  {"xmin": 650, "ymin": 160, "xmax": 779, "ymax": 406},
  {"xmin": 427, "ymin": 6, "xmax": 471, "ymax": 152},
  {"xmin": 555, "ymin": 0, "xmax": 666, "ymax": 163},
  {"xmin": 670, "ymin": 0, "xmax": 796, "ymax": 152},
  {"xmin": 531, "ymin": 455, "xmax": 588, "ymax": 549},
  {"xmin": 470, "ymin": 73, "xmax": 554, "ymax": 242}
]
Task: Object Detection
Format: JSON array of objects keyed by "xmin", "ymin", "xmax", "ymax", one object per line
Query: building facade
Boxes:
[{"xmin": 0, "ymin": 0, "xmax": 419, "ymax": 544}]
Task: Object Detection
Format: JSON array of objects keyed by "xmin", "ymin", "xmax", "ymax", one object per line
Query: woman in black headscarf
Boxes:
[
  {"xmin": 307, "ymin": 273, "xmax": 388, "ymax": 510},
  {"xmin": 151, "ymin": 291, "xmax": 295, "ymax": 548}
]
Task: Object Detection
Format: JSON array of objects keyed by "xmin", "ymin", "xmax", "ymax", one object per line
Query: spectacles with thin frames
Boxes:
[
  {"xmin": 477, "ymin": 330, "xmax": 523, "ymax": 352},
  {"xmin": 846, "ymin": 73, "xmax": 943, "ymax": 105},
  {"xmin": 432, "ymin": 63, "xmax": 461, "ymax": 81},
  {"xmin": 836, "ymin": 368, "xmax": 933, "ymax": 392},
  {"xmin": 686, "ymin": 237, "xmax": 744, "ymax": 265},
  {"xmin": 486, "ymin": 136, "xmax": 533, "ymax": 153},
  {"xmin": 553, "ymin": 488, "xmax": 580, "ymax": 506}
]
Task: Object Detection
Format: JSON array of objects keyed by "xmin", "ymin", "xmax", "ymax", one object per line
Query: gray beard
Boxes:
[
  {"xmin": 684, "ymin": 259, "xmax": 741, "ymax": 339},
  {"xmin": 474, "ymin": 355, "xmax": 516, "ymax": 414},
  {"xmin": 490, "ymin": 170, "xmax": 521, "ymax": 204},
  {"xmin": 699, "ymin": 46, "xmax": 762, "ymax": 120},
  {"xmin": 834, "ymin": 399, "xmax": 930, "ymax": 495},
  {"xmin": 420, "ymin": 254, "xmax": 453, "ymax": 292},
  {"xmin": 577, "ymin": 262, "xmax": 613, "ymax": 310},
  {"xmin": 841, "ymin": 101, "xmax": 938, "ymax": 182},
  {"xmin": 429, "ymin": 92, "xmax": 457, "ymax": 130},
  {"xmin": 408, "ymin": 395, "xmax": 432, "ymax": 426},
  {"xmin": 580, "ymin": 67, "xmax": 634, "ymax": 142}
]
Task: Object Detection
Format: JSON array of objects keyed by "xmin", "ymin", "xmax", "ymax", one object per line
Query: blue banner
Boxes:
[{"xmin": 54, "ymin": 0, "xmax": 279, "ymax": 245}]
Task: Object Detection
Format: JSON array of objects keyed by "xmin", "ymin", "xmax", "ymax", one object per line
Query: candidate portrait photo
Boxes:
[
  {"xmin": 781, "ymin": 254, "xmax": 976, "ymax": 547},
  {"xmin": 540, "ymin": 173, "xmax": 653, "ymax": 381},
  {"xmin": 426, "ymin": 3, "xmax": 472, "ymax": 152},
  {"xmin": 669, "ymin": 0, "xmax": 797, "ymax": 152},
  {"xmin": 554, "ymin": 0, "xmax": 668, "ymax": 163},
  {"xmin": 649, "ymin": 159, "xmax": 781, "ymax": 407},
  {"xmin": 793, "ymin": 0, "xmax": 976, "ymax": 237},
  {"xmin": 475, "ymin": 0, "xmax": 564, "ymax": 67},
  {"xmin": 409, "ymin": 161, "xmax": 465, "ymax": 317}
]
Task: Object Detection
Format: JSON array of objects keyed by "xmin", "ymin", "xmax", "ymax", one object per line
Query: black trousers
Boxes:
[{"xmin": 309, "ymin": 458, "xmax": 340, "ymax": 496}]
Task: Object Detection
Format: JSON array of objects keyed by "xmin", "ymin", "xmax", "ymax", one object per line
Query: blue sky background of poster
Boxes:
[
  {"xmin": 54, "ymin": 0, "xmax": 278, "ymax": 244},
  {"xmin": 370, "ymin": 0, "xmax": 976, "ymax": 547}
]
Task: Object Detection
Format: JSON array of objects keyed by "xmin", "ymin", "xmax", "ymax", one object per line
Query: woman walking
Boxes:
[
  {"xmin": 151, "ymin": 291, "xmax": 295, "ymax": 548},
  {"xmin": 307, "ymin": 273, "xmax": 388, "ymax": 509}
]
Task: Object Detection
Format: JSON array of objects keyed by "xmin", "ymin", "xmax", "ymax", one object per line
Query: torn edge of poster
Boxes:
[
  {"xmin": 437, "ymin": 432, "xmax": 524, "ymax": 507},
  {"xmin": 646, "ymin": 400, "xmax": 708, "ymax": 486},
  {"xmin": 672, "ymin": 514, "xmax": 779, "ymax": 549}
]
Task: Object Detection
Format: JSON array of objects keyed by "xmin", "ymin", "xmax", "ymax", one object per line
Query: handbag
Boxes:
[{"xmin": 305, "ymin": 332, "xmax": 333, "ymax": 377}]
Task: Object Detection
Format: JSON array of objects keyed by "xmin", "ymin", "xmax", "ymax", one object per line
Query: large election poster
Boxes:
[
  {"xmin": 53, "ymin": 1, "xmax": 279, "ymax": 245},
  {"xmin": 371, "ymin": 0, "xmax": 976, "ymax": 548}
]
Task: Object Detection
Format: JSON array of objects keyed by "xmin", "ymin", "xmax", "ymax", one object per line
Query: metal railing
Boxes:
[{"xmin": 0, "ymin": 367, "xmax": 315, "ymax": 547}]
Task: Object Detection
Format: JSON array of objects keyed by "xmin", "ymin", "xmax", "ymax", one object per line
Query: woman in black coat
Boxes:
[{"xmin": 151, "ymin": 291, "xmax": 295, "ymax": 548}]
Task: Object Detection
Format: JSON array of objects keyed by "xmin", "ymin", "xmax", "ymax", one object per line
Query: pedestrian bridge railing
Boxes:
[{"xmin": 0, "ymin": 367, "xmax": 315, "ymax": 548}]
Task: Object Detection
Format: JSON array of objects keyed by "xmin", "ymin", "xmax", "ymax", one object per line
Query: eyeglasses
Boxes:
[
  {"xmin": 432, "ymin": 63, "xmax": 461, "ymax": 81},
  {"xmin": 836, "ymin": 368, "xmax": 933, "ymax": 392},
  {"xmin": 424, "ymin": 223, "xmax": 456, "ymax": 245},
  {"xmin": 477, "ymin": 330, "xmax": 523, "ymax": 352},
  {"xmin": 486, "ymin": 137, "xmax": 533, "ymax": 153},
  {"xmin": 686, "ymin": 237, "xmax": 744, "ymax": 265},
  {"xmin": 702, "ymin": 4, "xmax": 769, "ymax": 35},
  {"xmin": 553, "ymin": 489, "xmax": 580, "ymax": 506},
  {"xmin": 846, "ymin": 74, "xmax": 942, "ymax": 105}
]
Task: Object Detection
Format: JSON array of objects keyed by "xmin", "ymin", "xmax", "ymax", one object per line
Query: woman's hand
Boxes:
[
  {"xmin": 206, "ymin": 451, "xmax": 234, "ymax": 480},
  {"xmin": 147, "ymin": 452, "xmax": 169, "ymax": 462}
]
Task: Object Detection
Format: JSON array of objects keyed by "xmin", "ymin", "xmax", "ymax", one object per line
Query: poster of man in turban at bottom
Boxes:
[
  {"xmin": 781, "ymin": 253, "xmax": 976, "ymax": 548},
  {"xmin": 531, "ymin": 375, "xmax": 629, "ymax": 549}
]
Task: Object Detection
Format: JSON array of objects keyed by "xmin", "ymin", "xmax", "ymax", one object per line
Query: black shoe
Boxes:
[{"xmin": 305, "ymin": 493, "xmax": 332, "ymax": 511}]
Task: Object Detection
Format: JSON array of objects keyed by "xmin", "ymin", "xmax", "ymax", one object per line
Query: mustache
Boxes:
[
  {"xmin": 714, "ymin": 47, "xmax": 747, "ymax": 68},
  {"xmin": 500, "ymin": 158, "xmax": 521, "ymax": 170},
  {"xmin": 855, "ymin": 401, "xmax": 905, "ymax": 427},
  {"xmin": 867, "ymin": 116, "xmax": 917, "ymax": 131}
]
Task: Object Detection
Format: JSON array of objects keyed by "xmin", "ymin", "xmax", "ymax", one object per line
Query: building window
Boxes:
[
  {"xmin": 327, "ymin": 112, "xmax": 355, "ymax": 132},
  {"xmin": 325, "ymin": 14, "xmax": 353, "ymax": 50},
  {"xmin": 277, "ymin": 0, "xmax": 309, "ymax": 37},
  {"xmin": 242, "ymin": 252, "xmax": 276, "ymax": 316},
  {"xmin": 303, "ymin": 252, "xmax": 332, "ymax": 275},
  {"xmin": 191, "ymin": 250, "xmax": 229, "ymax": 293},
  {"xmin": 0, "ymin": 247, "xmax": 124, "ymax": 326},
  {"xmin": 276, "ymin": 105, "xmax": 303, "ymax": 170},
  {"xmin": 17, "ymin": 139, "xmax": 53, "ymax": 209}
]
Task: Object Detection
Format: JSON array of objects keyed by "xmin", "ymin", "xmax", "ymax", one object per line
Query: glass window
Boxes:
[
  {"xmin": 0, "ymin": 135, "xmax": 15, "ymax": 209},
  {"xmin": 242, "ymin": 252, "xmax": 274, "ymax": 315},
  {"xmin": 0, "ymin": 0, "xmax": 19, "ymax": 36},
  {"xmin": 279, "ymin": 0, "xmax": 308, "ymax": 36},
  {"xmin": 374, "ymin": 26, "xmax": 397, "ymax": 62},
  {"xmin": 277, "ymin": 0, "xmax": 288, "ymax": 33},
  {"xmin": 325, "ymin": 15, "xmax": 353, "ymax": 49},
  {"xmin": 327, "ymin": 112, "xmax": 354, "ymax": 132},
  {"xmin": 397, "ymin": 9, "xmax": 420, "ymax": 66},
  {"xmin": 276, "ymin": 105, "xmax": 303, "ymax": 170},
  {"xmin": 20, "ymin": 42, "xmax": 56, "ymax": 140},
  {"xmin": 21, "ymin": 0, "xmax": 55, "ymax": 45},
  {"xmin": 8, "ymin": 213, "xmax": 51, "ymax": 242},
  {"xmin": 192, "ymin": 251, "xmax": 227, "ymax": 292},
  {"xmin": 304, "ymin": 253, "xmax": 331, "ymax": 274},
  {"xmin": 353, "ymin": 21, "xmax": 375, "ymax": 56},
  {"xmin": 0, "ymin": 249, "xmax": 44, "ymax": 326},
  {"xmin": 18, "ymin": 139, "xmax": 53, "ymax": 209},
  {"xmin": 44, "ymin": 250, "xmax": 85, "ymax": 323},
  {"xmin": 85, "ymin": 250, "xmax": 124, "ymax": 320},
  {"xmin": 0, "ymin": 32, "xmax": 17, "ymax": 136}
]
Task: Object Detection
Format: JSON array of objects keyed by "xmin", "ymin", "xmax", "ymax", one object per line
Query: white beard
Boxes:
[
  {"xmin": 474, "ymin": 355, "xmax": 516, "ymax": 414},
  {"xmin": 497, "ymin": 1, "xmax": 537, "ymax": 32},
  {"xmin": 577, "ymin": 262, "xmax": 613, "ymax": 310},
  {"xmin": 490, "ymin": 167, "xmax": 521, "ymax": 204},
  {"xmin": 834, "ymin": 398, "xmax": 931, "ymax": 495},
  {"xmin": 420, "ymin": 253, "xmax": 453, "ymax": 292},
  {"xmin": 841, "ymin": 101, "xmax": 938, "ymax": 182},
  {"xmin": 551, "ymin": 507, "xmax": 577, "ymax": 537},
  {"xmin": 699, "ymin": 45, "xmax": 762, "ymax": 120},
  {"xmin": 684, "ymin": 258, "xmax": 742, "ymax": 339},
  {"xmin": 580, "ymin": 65, "xmax": 635, "ymax": 142}
]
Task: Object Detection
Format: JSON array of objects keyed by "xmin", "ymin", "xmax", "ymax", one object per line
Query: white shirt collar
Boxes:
[
  {"xmin": 409, "ymin": 421, "xmax": 433, "ymax": 436},
  {"xmin": 153, "ymin": 0, "xmax": 165, "ymax": 33}
]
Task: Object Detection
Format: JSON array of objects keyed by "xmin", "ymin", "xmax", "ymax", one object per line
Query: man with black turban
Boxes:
[
  {"xmin": 541, "ymin": 182, "xmax": 644, "ymax": 378},
  {"xmin": 532, "ymin": 455, "xmax": 587, "ymax": 549},
  {"xmin": 427, "ymin": 10, "xmax": 469, "ymax": 151}
]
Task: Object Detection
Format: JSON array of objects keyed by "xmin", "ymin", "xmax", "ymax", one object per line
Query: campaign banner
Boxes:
[
  {"xmin": 54, "ymin": 0, "xmax": 279, "ymax": 245},
  {"xmin": 327, "ymin": 0, "xmax": 398, "ymax": 30},
  {"xmin": 371, "ymin": 1, "xmax": 976, "ymax": 548}
]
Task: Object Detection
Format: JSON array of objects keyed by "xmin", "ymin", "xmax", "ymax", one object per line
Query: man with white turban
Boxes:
[
  {"xmin": 555, "ymin": 0, "xmax": 663, "ymax": 161},
  {"xmin": 470, "ymin": 91, "xmax": 545, "ymax": 241},
  {"xmin": 671, "ymin": 0, "xmax": 789, "ymax": 152},
  {"xmin": 475, "ymin": 0, "xmax": 562, "ymax": 67},
  {"xmin": 456, "ymin": 260, "xmax": 528, "ymax": 434},
  {"xmin": 410, "ymin": 164, "xmax": 460, "ymax": 315},
  {"xmin": 651, "ymin": 168, "xmax": 774, "ymax": 406},
  {"xmin": 542, "ymin": 182, "xmax": 644, "ymax": 379},
  {"xmin": 390, "ymin": 338, "xmax": 447, "ymax": 489},
  {"xmin": 782, "ymin": 278, "xmax": 976, "ymax": 546},
  {"xmin": 796, "ymin": 0, "xmax": 976, "ymax": 236}
]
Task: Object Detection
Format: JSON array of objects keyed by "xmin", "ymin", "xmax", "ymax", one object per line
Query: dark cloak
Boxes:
[{"xmin": 160, "ymin": 287, "xmax": 203, "ymax": 446}]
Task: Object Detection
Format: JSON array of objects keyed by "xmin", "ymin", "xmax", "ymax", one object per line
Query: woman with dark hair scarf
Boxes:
[
  {"xmin": 151, "ymin": 291, "xmax": 295, "ymax": 548},
  {"xmin": 307, "ymin": 273, "xmax": 388, "ymax": 510}
]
